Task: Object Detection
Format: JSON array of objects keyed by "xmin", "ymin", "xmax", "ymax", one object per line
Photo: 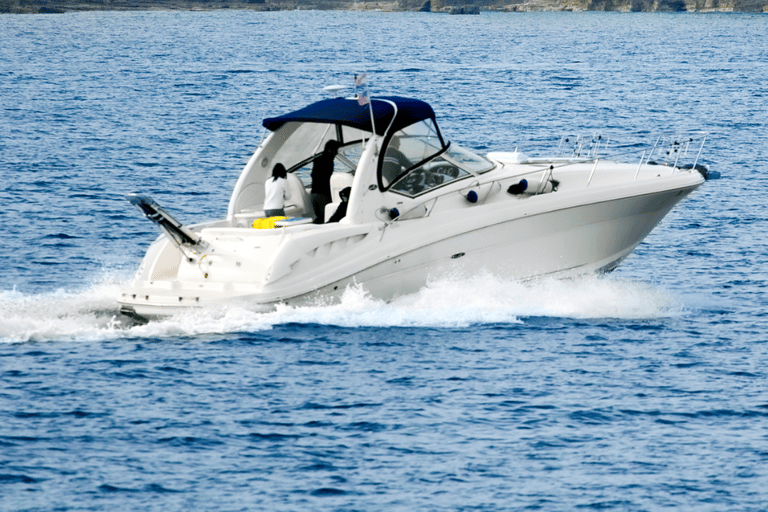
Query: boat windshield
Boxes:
[
  {"xmin": 381, "ymin": 121, "xmax": 495, "ymax": 197},
  {"xmin": 379, "ymin": 119, "xmax": 444, "ymax": 190},
  {"xmin": 389, "ymin": 156, "xmax": 472, "ymax": 197},
  {"xmin": 442, "ymin": 144, "xmax": 495, "ymax": 174}
]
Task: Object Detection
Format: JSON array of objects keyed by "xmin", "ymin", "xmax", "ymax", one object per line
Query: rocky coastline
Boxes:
[{"xmin": 3, "ymin": 0, "xmax": 766, "ymax": 15}]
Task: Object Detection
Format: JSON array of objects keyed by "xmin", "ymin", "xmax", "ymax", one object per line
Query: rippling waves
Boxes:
[{"xmin": 2, "ymin": 10, "xmax": 768, "ymax": 511}]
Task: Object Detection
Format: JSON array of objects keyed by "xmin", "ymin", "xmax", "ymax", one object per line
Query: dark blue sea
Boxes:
[{"xmin": 2, "ymin": 9, "xmax": 768, "ymax": 510}]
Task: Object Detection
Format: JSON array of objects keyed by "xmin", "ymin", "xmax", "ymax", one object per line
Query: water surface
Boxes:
[{"xmin": 2, "ymin": 10, "xmax": 767, "ymax": 510}]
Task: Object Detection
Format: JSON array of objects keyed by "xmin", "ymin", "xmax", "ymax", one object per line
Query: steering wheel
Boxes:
[
  {"xmin": 433, "ymin": 164, "xmax": 459, "ymax": 178},
  {"xmin": 425, "ymin": 172, "xmax": 444, "ymax": 188},
  {"xmin": 400, "ymin": 171, "xmax": 426, "ymax": 195}
]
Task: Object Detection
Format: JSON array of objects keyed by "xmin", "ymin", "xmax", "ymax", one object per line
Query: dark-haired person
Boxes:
[
  {"xmin": 264, "ymin": 163, "xmax": 291, "ymax": 217},
  {"xmin": 310, "ymin": 140, "xmax": 340, "ymax": 224}
]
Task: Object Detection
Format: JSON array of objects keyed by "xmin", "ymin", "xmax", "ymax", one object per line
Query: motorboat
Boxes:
[{"xmin": 119, "ymin": 95, "xmax": 708, "ymax": 321}]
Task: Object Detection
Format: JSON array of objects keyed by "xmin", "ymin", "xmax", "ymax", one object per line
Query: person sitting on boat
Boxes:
[
  {"xmin": 310, "ymin": 140, "xmax": 340, "ymax": 224},
  {"xmin": 326, "ymin": 187, "xmax": 351, "ymax": 224},
  {"xmin": 264, "ymin": 163, "xmax": 291, "ymax": 217},
  {"xmin": 382, "ymin": 136, "xmax": 411, "ymax": 187}
]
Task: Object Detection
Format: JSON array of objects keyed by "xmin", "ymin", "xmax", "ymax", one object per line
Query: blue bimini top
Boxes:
[{"xmin": 262, "ymin": 96, "xmax": 437, "ymax": 137}]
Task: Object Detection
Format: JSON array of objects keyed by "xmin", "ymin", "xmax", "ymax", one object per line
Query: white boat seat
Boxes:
[
  {"xmin": 284, "ymin": 172, "xmax": 310, "ymax": 216},
  {"xmin": 330, "ymin": 172, "xmax": 354, "ymax": 203},
  {"xmin": 325, "ymin": 201, "xmax": 341, "ymax": 222}
]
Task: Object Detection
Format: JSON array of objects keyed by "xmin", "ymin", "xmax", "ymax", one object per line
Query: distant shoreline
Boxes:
[{"xmin": 3, "ymin": 0, "xmax": 767, "ymax": 14}]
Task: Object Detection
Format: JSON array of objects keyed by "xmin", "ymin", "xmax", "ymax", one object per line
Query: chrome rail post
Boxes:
[
  {"xmin": 646, "ymin": 134, "xmax": 662, "ymax": 165},
  {"xmin": 672, "ymin": 140, "xmax": 682, "ymax": 171},
  {"xmin": 692, "ymin": 133, "xmax": 707, "ymax": 172},
  {"xmin": 634, "ymin": 150, "xmax": 646, "ymax": 180},
  {"xmin": 587, "ymin": 159, "xmax": 599, "ymax": 186}
]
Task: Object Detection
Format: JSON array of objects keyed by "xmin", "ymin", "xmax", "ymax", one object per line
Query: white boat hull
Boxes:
[
  {"xmin": 119, "ymin": 96, "xmax": 708, "ymax": 321},
  {"xmin": 119, "ymin": 171, "xmax": 701, "ymax": 320}
]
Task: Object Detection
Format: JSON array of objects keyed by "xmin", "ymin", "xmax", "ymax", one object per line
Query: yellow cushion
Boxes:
[{"xmin": 252, "ymin": 216, "xmax": 287, "ymax": 229}]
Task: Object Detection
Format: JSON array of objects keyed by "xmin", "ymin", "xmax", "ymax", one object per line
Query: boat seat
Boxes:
[
  {"xmin": 319, "ymin": 173, "xmax": 353, "ymax": 223},
  {"xmin": 330, "ymin": 172, "xmax": 354, "ymax": 202},
  {"xmin": 284, "ymin": 172, "xmax": 310, "ymax": 217},
  {"xmin": 325, "ymin": 201, "xmax": 342, "ymax": 223}
]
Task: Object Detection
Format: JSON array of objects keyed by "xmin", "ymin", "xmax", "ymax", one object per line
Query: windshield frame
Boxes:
[{"xmin": 377, "ymin": 118, "xmax": 448, "ymax": 192}]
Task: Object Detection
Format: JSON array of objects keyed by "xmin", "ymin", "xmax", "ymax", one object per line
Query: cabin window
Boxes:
[
  {"xmin": 274, "ymin": 122, "xmax": 368, "ymax": 187},
  {"xmin": 272, "ymin": 122, "xmax": 336, "ymax": 173},
  {"xmin": 341, "ymin": 125, "xmax": 371, "ymax": 146},
  {"xmin": 290, "ymin": 141, "xmax": 358, "ymax": 188},
  {"xmin": 337, "ymin": 142, "xmax": 364, "ymax": 172}
]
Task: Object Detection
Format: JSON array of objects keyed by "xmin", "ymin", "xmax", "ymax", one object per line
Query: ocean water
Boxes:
[{"xmin": 2, "ymin": 9, "xmax": 768, "ymax": 510}]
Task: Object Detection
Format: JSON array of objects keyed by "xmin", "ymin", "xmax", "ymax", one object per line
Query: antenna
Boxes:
[{"xmin": 323, "ymin": 84, "xmax": 348, "ymax": 98}]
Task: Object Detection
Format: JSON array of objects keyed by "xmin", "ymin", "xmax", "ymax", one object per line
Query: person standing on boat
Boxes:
[
  {"xmin": 310, "ymin": 140, "xmax": 340, "ymax": 224},
  {"xmin": 264, "ymin": 163, "xmax": 292, "ymax": 217}
]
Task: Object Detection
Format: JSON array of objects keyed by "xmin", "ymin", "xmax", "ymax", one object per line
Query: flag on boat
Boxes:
[{"xmin": 355, "ymin": 73, "xmax": 370, "ymax": 106}]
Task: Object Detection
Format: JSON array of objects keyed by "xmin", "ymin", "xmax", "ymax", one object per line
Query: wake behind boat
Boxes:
[{"xmin": 119, "ymin": 94, "xmax": 708, "ymax": 321}]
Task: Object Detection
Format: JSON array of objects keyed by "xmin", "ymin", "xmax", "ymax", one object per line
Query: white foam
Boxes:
[
  {"xmin": 0, "ymin": 273, "xmax": 684, "ymax": 343},
  {"xmin": 0, "ymin": 282, "xmax": 129, "ymax": 343}
]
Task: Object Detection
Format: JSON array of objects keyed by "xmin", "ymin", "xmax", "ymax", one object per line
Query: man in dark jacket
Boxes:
[{"xmin": 310, "ymin": 140, "xmax": 340, "ymax": 223}]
